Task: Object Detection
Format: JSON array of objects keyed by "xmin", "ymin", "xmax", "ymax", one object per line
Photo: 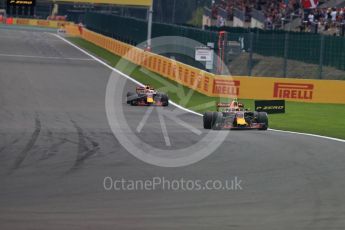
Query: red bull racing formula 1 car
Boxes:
[
  {"xmin": 126, "ymin": 85, "xmax": 169, "ymax": 106},
  {"xmin": 203, "ymin": 99, "xmax": 268, "ymax": 130}
]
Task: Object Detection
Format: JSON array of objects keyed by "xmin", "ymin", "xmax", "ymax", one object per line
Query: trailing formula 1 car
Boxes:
[
  {"xmin": 126, "ymin": 85, "xmax": 169, "ymax": 106},
  {"xmin": 203, "ymin": 99, "xmax": 268, "ymax": 130}
]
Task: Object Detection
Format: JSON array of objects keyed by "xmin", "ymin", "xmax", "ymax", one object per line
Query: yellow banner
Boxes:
[
  {"xmin": 54, "ymin": 0, "xmax": 152, "ymax": 6},
  {"xmin": 66, "ymin": 25, "xmax": 345, "ymax": 104},
  {"xmin": 214, "ymin": 76, "xmax": 345, "ymax": 104},
  {"xmin": 13, "ymin": 18, "xmax": 71, "ymax": 28}
]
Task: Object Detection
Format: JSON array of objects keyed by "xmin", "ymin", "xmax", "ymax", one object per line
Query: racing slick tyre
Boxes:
[
  {"xmin": 203, "ymin": 112, "xmax": 222, "ymax": 129},
  {"xmin": 126, "ymin": 92, "xmax": 135, "ymax": 104},
  {"xmin": 257, "ymin": 112, "xmax": 268, "ymax": 130},
  {"xmin": 161, "ymin": 94, "xmax": 169, "ymax": 107},
  {"xmin": 203, "ymin": 112, "xmax": 214, "ymax": 129},
  {"xmin": 212, "ymin": 112, "xmax": 223, "ymax": 130},
  {"xmin": 130, "ymin": 99, "xmax": 138, "ymax": 106}
]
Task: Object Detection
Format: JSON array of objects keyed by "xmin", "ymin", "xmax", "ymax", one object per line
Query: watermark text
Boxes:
[{"xmin": 103, "ymin": 176, "xmax": 243, "ymax": 192}]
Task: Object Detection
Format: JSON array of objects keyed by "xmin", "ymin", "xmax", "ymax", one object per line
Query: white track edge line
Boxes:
[
  {"xmin": 53, "ymin": 34, "xmax": 345, "ymax": 144},
  {"xmin": 268, "ymin": 128, "xmax": 345, "ymax": 143},
  {"xmin": 0, "ymin": 53, "xmax": 94, "ymax": 61}
]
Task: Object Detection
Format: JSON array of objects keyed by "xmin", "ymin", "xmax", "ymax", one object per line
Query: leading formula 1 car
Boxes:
[
  {"xmin": 203, "ymin": 99, "xmax": 268, "ymax": 130},
  {"xmin": 126, "ymin": 85, "xmax": 169, "ymax": 106}
]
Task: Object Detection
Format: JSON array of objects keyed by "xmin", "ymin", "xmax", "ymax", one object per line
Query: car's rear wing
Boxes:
[
  {"xmin": 217, "ymin": 103, "xmax": 231, "ymax": 108},
  {"xmin": 217, "ymin": 103, "xmax": 231, "ymax": 112},
  {"xmin": 216, "ymin": 102, "xmax": 245, "ymax": 112},
  {"xmin": 136, "ymin": 87, "xmax": 146, "ymax": 94}
]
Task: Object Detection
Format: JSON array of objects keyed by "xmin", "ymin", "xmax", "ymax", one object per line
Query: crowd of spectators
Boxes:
[
  {"xmin": 212, "ymin": 0, "xmax": 300, "ymax": 20},
  {"xmin": 209, "ymin": 0, "xmax": 345, "ymax": 35},
  {"xmin": 304, "ymin": 7, "xmax": 345, "ymax": 33},
  {"xmin": 263, "ymin": 0, "xmax": 301, "ymax": 29},
  {"xmin": 211, "ymin": 0, "xmax": 300, "ymax": 26},
  {"xmin": 211, "ymin": 0, "xmax": 255, "ymax": 21}
]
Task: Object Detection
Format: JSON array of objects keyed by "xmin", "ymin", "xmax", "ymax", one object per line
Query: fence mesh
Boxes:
[
  {"xmin": 216, "ymin": 27, "xmax": 345, "ymax": 79},
  {"xmin": 84, "ymin": 13, "xmax": 345, "ymax": 80}
]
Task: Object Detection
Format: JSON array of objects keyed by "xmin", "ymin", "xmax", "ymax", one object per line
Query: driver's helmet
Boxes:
[{"xmin": 230, "ymin": 100, "xmax": 238, "ymax": 109}]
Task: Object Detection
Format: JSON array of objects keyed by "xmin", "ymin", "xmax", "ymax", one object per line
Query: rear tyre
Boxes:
[{"xmin": 257, "ymin": 112, "xmax": 268, "ymax": 130}]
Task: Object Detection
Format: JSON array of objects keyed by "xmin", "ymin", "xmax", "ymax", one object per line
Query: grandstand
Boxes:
[{"xmin": 204, "ymin": 0, "xmax": 345, "ymax": 34}]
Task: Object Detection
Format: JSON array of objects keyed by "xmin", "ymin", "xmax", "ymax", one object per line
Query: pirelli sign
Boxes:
[
  {"xmin": 213, "ymin": 79, "xmax": 240, "ymax": 96},
  {"xmin": 7, "ymin": 0, "xmax": 36, "ymax": 6},
  {"xmin": 273, "ymin": 82, "xmax": 314, "ymax": 100}
]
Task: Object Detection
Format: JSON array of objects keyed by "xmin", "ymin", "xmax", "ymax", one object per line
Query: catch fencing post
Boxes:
[
  {"xmin": 146, "ymin": 4, "xmax": 153, "ymax": 51},
  {"xmin": 247, "ymin": 32, "xmax": 253, "ymax": 76},
  {"xmin": 283, "ymin": 32, "xmax": 289, "ymax": 78},
  {"xmin": 319, "ymin": 35, "xmax": 325, "ymax": 79}
]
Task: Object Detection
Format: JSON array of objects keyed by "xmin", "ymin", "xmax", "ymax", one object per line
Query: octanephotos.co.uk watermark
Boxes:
[{"xmin": 103, "ymin": 176, "xmax": 243, "ymax": 192}]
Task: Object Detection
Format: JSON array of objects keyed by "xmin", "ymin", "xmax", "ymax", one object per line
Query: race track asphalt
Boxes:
[{"xmin": 0, "ymin": 28, "xmax": 345, "ymax": 230}]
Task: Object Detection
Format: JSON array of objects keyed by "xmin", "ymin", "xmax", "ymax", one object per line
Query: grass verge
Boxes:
[{"xmin": 67, "ymin": 37, "xmax": 345, "ymax": 140}]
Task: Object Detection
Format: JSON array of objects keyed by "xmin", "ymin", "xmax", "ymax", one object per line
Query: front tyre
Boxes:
[
  {"xmin": 161, "ymin": 94, "xmax": 169, "ymax": 107},
  {"xmin": 203, "ymin": 112, "xmax": 222, "ymax": 129},
  {"xmin": 212, "ymin": 112, "xmax": 223, "ymax": 130},
  {"xmin": 257, "ymin": 112, "xmax": 268, "ymax": 130},
  {"xmin": 130, "ymin": 99, "xmax": 138, "ymax": 106},
  {"xmin": 203, "ymin": 112, "xmax": 214, "ymax": 129},
  {"xmin": 126, "ymin": 92, "xmax": 135, "ymax": 104}
]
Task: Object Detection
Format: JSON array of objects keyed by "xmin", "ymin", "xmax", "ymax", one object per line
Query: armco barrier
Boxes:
[{"xmin": 66, "ymin": 25, "xmax": 345, "ymax": 104}]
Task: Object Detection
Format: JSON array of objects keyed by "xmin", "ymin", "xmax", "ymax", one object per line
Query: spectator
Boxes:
[
  {"xmin": 331, "ymin": 8, "xmax": 337, "ymax": 23},
  {"xmin": 308, "ymin": 12, "xmax": 314, "ymax": 23},
  {"xmin": 220, "ymin": 16, "xmax": 226, "ymax": 26}
]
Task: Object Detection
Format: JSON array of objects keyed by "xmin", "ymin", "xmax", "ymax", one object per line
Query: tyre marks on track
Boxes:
[
  {"xmin": 5, "ymin": 114, "xmax": 101, "ymax": 173},
  {"xmin": 39, "ymin": 130, "xmax": 68, "ymax": 161},
  {"xmin": 69, "ymin": 120, "xmax": 100, "ymax": 171},
  {"xmin": 9, "ymin": 113, "xmax": 41, "ymax": 173}
]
